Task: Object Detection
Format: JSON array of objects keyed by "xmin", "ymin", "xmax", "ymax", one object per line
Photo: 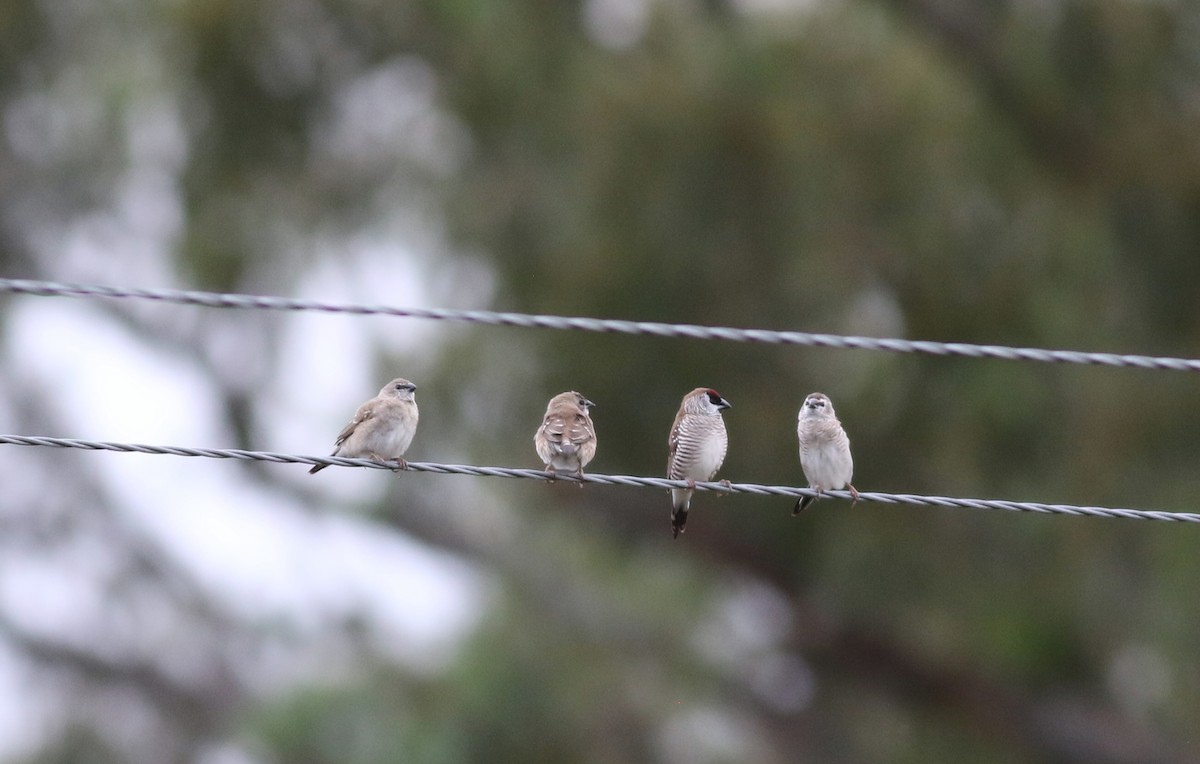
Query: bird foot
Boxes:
[
  {"xmin": 848, "ymin": 485, "xmax": 859, "ymax": 507},
  {"xmin": 371, "ymin": 452, "xmax": 407, "ymax": 472},
  {"xmin": 367, "ymin": 452, "xmax": 395, "ymax": 472},
  {"xmin": 717, "ymin": 478, "xmax": 732, "ymax": 497}
]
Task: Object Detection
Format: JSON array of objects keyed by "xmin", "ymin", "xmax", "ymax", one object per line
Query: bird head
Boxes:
[
  {"xmin": 800, "ymin": 392, "xmax": 833, "ymax": 419},
  {"xmin": 382, "ymin": 378, "xmax": 418, "ymax": 401}
]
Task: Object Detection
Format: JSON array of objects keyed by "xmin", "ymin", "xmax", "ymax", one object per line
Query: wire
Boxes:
[
  {"xmin": 2, "ymin": 434, "xmax": 1196, "ymax": 524},
  {"xmin": 4, "ymin": 279, "xmax": 1195, "ymax": 524},
  {"xmin": 2, "ymin": 278, "xmax": 1198, "ymax": 372}
]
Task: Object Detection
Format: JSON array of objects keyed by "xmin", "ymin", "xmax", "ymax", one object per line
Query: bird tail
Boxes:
[
  {"xmin": 308, "ymin": 464, "xmax": 327, "ymax": 475},
  {"xmin": 793, "ymin": 494, "xmax": 814, "ymax": 515},
  {"xmin": 671, "ymin": 489, "xmax": 691, "ymax": 539}
]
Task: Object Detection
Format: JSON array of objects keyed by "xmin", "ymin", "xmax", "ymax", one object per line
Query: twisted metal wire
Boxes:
[
  {"xmin": 2, "ymin": 435, "xmax": 1197, "ymax": 524},
  {"xmin": 2, "ymin": 278, "xmax": 1199, "ymax": 371}
]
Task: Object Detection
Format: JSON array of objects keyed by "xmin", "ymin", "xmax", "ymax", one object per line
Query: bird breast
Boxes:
[
  {"xmin": 671, "ymin": 416, "xmax": 728, "ymax": 480},
  {"xmin": 799, "ymin": 428, "xmax": 852, "ymax": 489},
  {"xmin": 362, "ymin": 404, "xmax": 418, "ymax": 457}
]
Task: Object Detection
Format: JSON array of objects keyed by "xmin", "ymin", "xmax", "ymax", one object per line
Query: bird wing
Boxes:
[
  {"xmin": 539, "ymin": 414, "xmax": 568, "ymax": 446},
  {"xmin": 544, "ymin": 413, "xmax": 591, "ymax": 454},
  {"xmin": 666, "ymin": 407, "xmax": 687, "ymax": 477},
  {"xmin": 333, "ymin": 400, "xmax": 376, "ymax": 447},
  {"xmin": 562, "ymin": 414, "xmax": 594, "ymax": 450}
]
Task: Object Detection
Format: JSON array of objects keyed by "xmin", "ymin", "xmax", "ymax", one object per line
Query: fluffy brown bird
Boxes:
[{"xmin": 534, "ymin": 391, "xmax": 597, "ymax": 479}]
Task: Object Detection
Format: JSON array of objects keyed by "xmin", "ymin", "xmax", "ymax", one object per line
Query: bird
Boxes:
[
  {"xmin": 309, "ymin": 378, "xmax": 419, "ymax": 474},
  {"xmin": 667, "ymin": 387, "xmax": 731, "ymax": 538},
  {"xmin": 534, "ymin": 391, "xmax": 597, "ymax": 479},
  {"xmin": 793, "ymin": 392, "xmax": 856, "ymax": 514}
]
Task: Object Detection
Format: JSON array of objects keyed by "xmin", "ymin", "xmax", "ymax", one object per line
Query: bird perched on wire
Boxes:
[
  {"xmin": 794, "ymin": 392, "xmax": 856, "ymax": 514},
  {"xmin": 667, "ymin": 387, "xmax": 732, "ymax": 538},
  {"xmin": 309, "ymin": 378, "xmax": 419, "ymax": 474},
  {"xmin": 535, "ymin": 391, "xmax": 597, "ymax": 480}
]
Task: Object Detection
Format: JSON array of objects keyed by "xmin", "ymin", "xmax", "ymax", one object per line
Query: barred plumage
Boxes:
[{"xmin": 667, "ymin": 388, "xmax": 731, "ymax": 538}]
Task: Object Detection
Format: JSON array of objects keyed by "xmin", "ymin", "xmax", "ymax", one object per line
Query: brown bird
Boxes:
[
  {"xmin": 667, "ymin": 387, "xmax": 731, "ymax": 538},
  {"xmin": 535, "ymin": 391, "xmax": 597, "ymax": 479},
  {"xmin": 309, "ymin": 378, "xmax": 419, "ymax": 474}
]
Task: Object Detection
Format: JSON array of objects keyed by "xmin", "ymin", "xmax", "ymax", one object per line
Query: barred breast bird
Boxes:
[
  {"xmin": 667, "ymin": 387, "xmax": 731, "ymax": 538},
  {"xmin": 309, "ymin": 378, "xmax": 419, "ymax": 474},
  {"xmin": 535, "ymin": 391, "xmax": 597, "ymax": 479},
  {"xmin": 794, "ymin": 392, "xmax": 856, "ymax": 513}
]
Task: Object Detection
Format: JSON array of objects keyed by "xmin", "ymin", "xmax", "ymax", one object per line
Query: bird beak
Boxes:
[
  {"xmin": 585, "ymin": 399, "xmax": 595, "ymax": 408},
  {"xmin": 718, "ymin": 398, "xmax": 731, "ymax": 410}
]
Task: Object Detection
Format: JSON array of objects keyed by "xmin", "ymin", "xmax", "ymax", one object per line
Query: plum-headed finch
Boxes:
[{"xmin": 667, "ymin": 387, "xmax": 731, "ymax": 538}]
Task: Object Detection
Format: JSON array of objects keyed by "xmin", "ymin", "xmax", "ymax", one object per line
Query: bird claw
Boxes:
[
  {"xmin": 848, "ymin": 485, "xmax": 859, "ymax": 507},
  {"xmin": 717, "ymin": 479, "xmax": 732, "ymax": 497},
  {"xmin": 371, "ymin": 452, "xmax": 407, "ymax": 473},
  {"xmin": 367, "ymin": 452, "xmax": 397, "ymax": 472}
]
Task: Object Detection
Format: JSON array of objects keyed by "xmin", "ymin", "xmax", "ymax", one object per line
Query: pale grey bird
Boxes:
[
  {"xmin": 535, "ymin": 391, "xmax": 597, "ymax": 479},
  {"xmin": 667, "ymin": 387, "xmax": 731, "ymax": 538},
  {"xmin": 794, "ymin": 392, "xmax": 856, "ymax": 514},
  {"xmin": 309, "ymin": 378, "xmax": 419, "ymax": 474}
]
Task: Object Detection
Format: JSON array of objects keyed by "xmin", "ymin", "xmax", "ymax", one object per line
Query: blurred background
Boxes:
[{"xmin": 1, "ymin": 0, "xmax": 1199, "ymax": 761}]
